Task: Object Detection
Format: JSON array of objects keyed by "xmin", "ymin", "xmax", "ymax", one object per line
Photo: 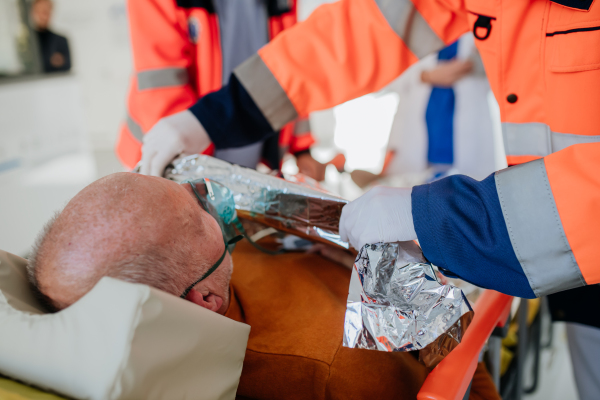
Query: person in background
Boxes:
[
  {"xmin": 117, "ymin": 0, "xmax": 343, "ymax": 179},
  {"xmin": 352, "ymin": 34, "xmax": 495, "ymax": 189},
  {"xmin": 422, "ymin": 38, "xmax": 494, "ymax": 180},
  {"xmin": 394, "ymin": 34, "xmax": 495, "ymax": 181},
  {"xmin": 30, "ymin": 0, "xmax": 71, "ymax": 73}
]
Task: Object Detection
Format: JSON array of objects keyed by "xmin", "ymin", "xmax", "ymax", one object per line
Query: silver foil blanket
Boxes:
[
  {"xmin": 343, "ymin": 241, "xmax": 473, "ymax": 368},
  {"xmin": 164, "ymin": 155, "xmax": 349, "ymax": 248}
]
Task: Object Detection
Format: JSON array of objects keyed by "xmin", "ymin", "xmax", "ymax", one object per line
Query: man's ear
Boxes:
[{"xmin": 185, "ymin": 289, "xmax": 223, "ymax": 312}]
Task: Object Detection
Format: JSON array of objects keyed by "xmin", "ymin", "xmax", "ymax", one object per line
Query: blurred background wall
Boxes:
[
  {"xmin": 0, "ymin": 0, "xmax": 131, "ymax": 255},
  {"xmin": 48, "ymin": 0, "xmax": 131, "ymax": 151}
]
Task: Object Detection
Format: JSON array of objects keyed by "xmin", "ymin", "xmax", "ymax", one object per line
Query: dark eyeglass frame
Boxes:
[
  {"xmin": 179, "ymin": 178, "xmax": 286, "ymax": 299},
  {"xmin": 180, "ymin": 179, "xmax": 243, "ymax": 299},
  {"xmin": 180, "ymin": 235, "xmax": 243, "ymax": 299}
]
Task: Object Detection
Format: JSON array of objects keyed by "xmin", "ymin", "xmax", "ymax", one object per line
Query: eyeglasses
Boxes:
[
  {"xmin": 179, "ymin": 234, "xmax": 243, "ymax": 299},
  {"xmin": 180, "ymin": 178, "xmax": 243, "ymax": 299},
  {"xmin": 179, "ymin": 177, "xmax": 285, "ymax": 299},
  {"xmin": 189, "ymin": 178, "xmax": 241, "ymax": 243}
]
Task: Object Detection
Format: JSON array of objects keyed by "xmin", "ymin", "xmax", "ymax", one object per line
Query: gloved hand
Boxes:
[
  {"xmin": 140, "ymin": 110, "xmax": 211, "ymax": 176},
  {"xmin": 339, "ymin": 186, "xmax": 417, "ymax": 250}
]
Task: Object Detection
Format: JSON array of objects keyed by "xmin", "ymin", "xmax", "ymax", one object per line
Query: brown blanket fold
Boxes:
[{"xmin": 227, "ymin": 240, "xmax": 500, "ymax": 400}]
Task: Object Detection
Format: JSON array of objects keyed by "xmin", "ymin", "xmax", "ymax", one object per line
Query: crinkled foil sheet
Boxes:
[
  {"xmin": 164, "ymin": 155, "xmax": 349, "ymax": 248},
  {"xmin": 344, "ymin": 241, "xmax": 473, "ymax": 368}
]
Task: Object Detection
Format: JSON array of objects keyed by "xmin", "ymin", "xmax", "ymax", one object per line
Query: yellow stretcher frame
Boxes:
[{"xmin": 0, "ymin": 377, "xmax": 65, "ymax": 400}]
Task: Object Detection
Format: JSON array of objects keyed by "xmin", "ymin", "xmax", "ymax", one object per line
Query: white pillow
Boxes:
[{"xmin": 0, "ymin": 250, "xmax": 250, "ymax": 400}]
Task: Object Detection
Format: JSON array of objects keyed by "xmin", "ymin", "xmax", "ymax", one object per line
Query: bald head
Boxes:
[{"xmin": 28, "ymin": 173, "xmax": 231, "ymax": 312}]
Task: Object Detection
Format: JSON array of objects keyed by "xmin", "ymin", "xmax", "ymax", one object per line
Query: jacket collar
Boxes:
[{"xmin": 176, "ymin": 0, "xmax": 293, "ymax": 16}]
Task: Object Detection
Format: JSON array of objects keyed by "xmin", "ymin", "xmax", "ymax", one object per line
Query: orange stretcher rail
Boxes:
[{"xmin": 418, "ymin": 290, "xmax": 513, "ymax": 400}]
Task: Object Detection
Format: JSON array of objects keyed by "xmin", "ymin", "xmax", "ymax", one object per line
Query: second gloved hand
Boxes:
[
  {"xmin": 140, "ymin": 110, "xmax": 211, "ymax": 176},
  {"xmin": 339, "ymin": 186, "xmax": 417, "ymax": 250}
]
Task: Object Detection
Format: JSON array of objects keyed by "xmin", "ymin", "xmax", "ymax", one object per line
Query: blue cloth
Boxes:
[
  {"xmin": 425, "ymin": 42, "xmax": 458, "ymax": 165},
  {"xmin": 412, "ymin": 173, "xmax": 536, "ymax": 298},
  {"xmin": 189, "ymin": 74, "xmax": 276, "ymax": 150}
]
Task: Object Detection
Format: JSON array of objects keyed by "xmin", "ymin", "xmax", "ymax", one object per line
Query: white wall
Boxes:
[
  {"xmin": 0, "ymin": 75, "xmax": 88, "ymax": 167},
  {"xmin": 50, "ymin": 0, "xmax": 132, "ymax": 151},
  {"xmin": 0, "ymin": 76, "xmax": 97, "ymax": 255},
  {"xmin": 298, "ymin": 0, "xmax": 338, "ymax": 20},
  {"xmin": 0, "ymin": 1, "xmax": 132, "ymax": 254},
  {"xmin": 0, "ymin": 0, "xmax": 23, "ymax": 74}
]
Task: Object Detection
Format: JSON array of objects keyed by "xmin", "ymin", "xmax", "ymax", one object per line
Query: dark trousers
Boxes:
[{"xmin": 548, "ymin": 284, "xmax": 600, "ymax": 328}]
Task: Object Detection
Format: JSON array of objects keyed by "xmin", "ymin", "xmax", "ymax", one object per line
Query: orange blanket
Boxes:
[{"xmin": 227, "ymin": 240, "xmax": 499, "ymax": 400}]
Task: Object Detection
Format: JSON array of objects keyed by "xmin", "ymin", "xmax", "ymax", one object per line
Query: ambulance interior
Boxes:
[{"xmin": 0, "ymin": 0, "xmax": 581, "ymax": 399}]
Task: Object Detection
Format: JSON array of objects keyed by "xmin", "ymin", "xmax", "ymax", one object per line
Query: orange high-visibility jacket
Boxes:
[
  {"xmin": 115, "ymin": 0, "xmax": 314, "ymax": 170},
  {"xmin": 191, "ymin": 0, "xmax": 600, "ymax": 297}
]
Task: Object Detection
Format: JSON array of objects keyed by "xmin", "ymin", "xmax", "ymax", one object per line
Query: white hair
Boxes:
[
  {"xmin": 27, "ymin": 212, "xmax": 61, "ymax": 312},
  {"xmin": 27, "ymin": 211, "xmax": 207, "ymax": 312}
]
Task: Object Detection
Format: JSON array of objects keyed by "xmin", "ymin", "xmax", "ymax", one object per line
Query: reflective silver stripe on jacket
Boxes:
[
  {"xmin": 127, "ymin": 114, "xmax": 145, "ymax": 142},
  {"xmin": 495, "ymin": 159, "xmax": 585, "ymax": 297},
  {"xmin": 374, "ymin": 0, "xmax": 445, "ymax": 59},
  {"xmin": 234, "ymin": 54, "xmax": 299, "ymax": 131},
  {"xmin": 502, "ymin": 122, "xmax": 600, "ymax": 157},
  {"xmin": 294, "ymin": 118, "xmax": 311, "ymax": 135},
  {"xmin": 137, "ymin": 67, "xmax": 189, "ymax": 91}
]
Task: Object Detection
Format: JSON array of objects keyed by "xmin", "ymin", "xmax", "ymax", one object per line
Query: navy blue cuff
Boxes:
[
  {"xmin": 189, "ymin": 74, "xmax": 277, "ymax": 150},
  {"xmin": 412, "ymin": 184, "xmax": 444, "ymax": 268},
  {"xmin": 412, "ymin": 173, "xmax": 536, "ymax": 299}
]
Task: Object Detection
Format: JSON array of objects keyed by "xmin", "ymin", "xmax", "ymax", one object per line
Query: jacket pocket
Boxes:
[{"xmin": 547, "ymin": 26, "xmax": 600, "ymax": 72}]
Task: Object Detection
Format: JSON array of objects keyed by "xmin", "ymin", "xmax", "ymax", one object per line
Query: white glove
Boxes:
[
  {"xmin": 339, "ymin": 186, "xmax": 417, "ymax": 250},
  {"xmin": 140, "ymin": 110, "xmax": 211, "ymax": 176}
]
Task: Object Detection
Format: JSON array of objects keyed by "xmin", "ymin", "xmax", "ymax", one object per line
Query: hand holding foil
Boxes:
[
  {"xmin": 163, "ymin": 155, "xmax": 349, "ymax": 248},
  {"xmin": 340, "ymin": 186, "xmax": 417, "ymax": 250},
  {"xmin": 344, "ymin": 241, "xmax": 473, "ymax": 368}
]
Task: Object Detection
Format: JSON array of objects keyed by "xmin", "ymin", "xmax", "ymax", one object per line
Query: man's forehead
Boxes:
[
  {"xmin": 179, "ymin": 180, "xmax": 211, "ymax": 211},
  {"xmin": 105, "ymin": 173, "xmax": 182, "ymax": 198}
]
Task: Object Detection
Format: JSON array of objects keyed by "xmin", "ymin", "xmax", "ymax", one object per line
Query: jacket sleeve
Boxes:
[
  {"xmin": 190, "ymin": 0, "xmax": 470, "ymax": 149},
  {"xmin": 117, "ymin": 0, "xmax": 197, "ymax": 168},
  {"xmin": 412, "ymin": 143, "xmax": 600, "ymax": 299}
]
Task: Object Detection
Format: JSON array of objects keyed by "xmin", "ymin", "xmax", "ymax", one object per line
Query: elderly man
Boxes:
[{"xmin": 27, "ymin": 173, "xmax": 498, "ymax": 400}]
